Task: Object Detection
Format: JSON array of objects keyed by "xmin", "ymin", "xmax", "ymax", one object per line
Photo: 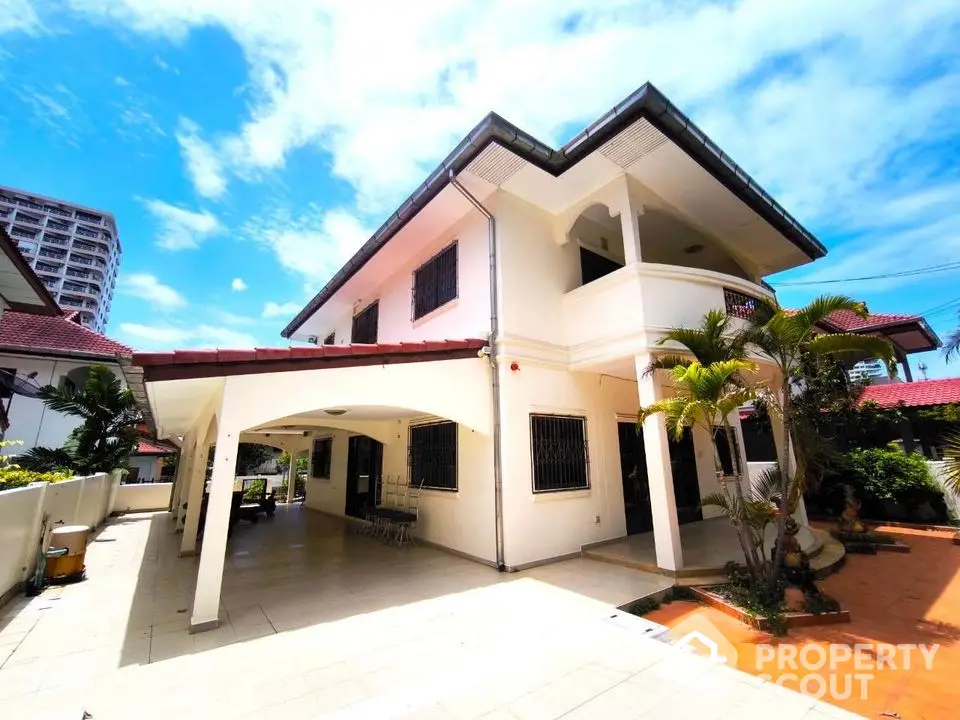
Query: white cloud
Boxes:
[
  {"xmin": 243, "ymin": 205, "xmax": 370, "ymax": 286},
  {"xmin": 176, "ymin": 118, "xmax": 227, "ymax": 199},
  {"xmin": 118, "ymin": 272, "xmax": 187, "ymax": 309},
  {"xmin": 209, "ymin": 308, "xmax": 257, "ymax": 326},
  {"xmin": 231, "ymin": 277, "xmax": 247, "ymax": 292},
  {"xmin": 118, "ymin": 322, "xmax": 259, "ymax": 349},
  {"xmin": 261, "ymin": 301, "xmax": 301, "ymax": 319},
  {"xmin": 114, "ymin": 75, "xmax": 130, "ymax": 86},
  {"xmin": 118, "ymin": 323, "xmax": 191, "ymax": 346},
  {"xmin": 0, "ymin": 0, "xmax": 41, "ymax": 35},
  {"xmin": 145, "ymin": 198, "xmax": 221, "ymax": 250},
  {"xmin": 58, "ymin": 0, "xmax": 960, "ymax": 219}
]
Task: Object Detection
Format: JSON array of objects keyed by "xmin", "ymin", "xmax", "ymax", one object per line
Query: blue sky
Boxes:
[{"xmin": 1, "ymin": 1, "xmax": 959, "ymax": 378}]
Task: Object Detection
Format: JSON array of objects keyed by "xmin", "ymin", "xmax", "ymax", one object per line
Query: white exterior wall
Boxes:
[
  {"xmin": 0, "ymin": 352, "xmax": 126, "ymax": 454},
  {"xmin": 324, "ymin": 211, "xmax": 491, "ymax": 345},
  {"xmin": 0, "ymin": 473, "xmax": 117, "ymax": 603},
  {"xmin": 304, "ymin": 423, "xmax": 496, "ymax": 564},
  {"xmin": 114, "ymin": 482, "xmax": 172, "ymax": 513},
  {"xmin": 128, "ymin": 455, "xmax": 163, "ymax": 483}
]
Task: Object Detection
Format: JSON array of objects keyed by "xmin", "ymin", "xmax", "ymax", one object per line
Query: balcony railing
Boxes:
[
  {"xmin": 723, "ymin": 287, "xmax": 763, "ymax": 320},
  {"xmin": 11, "ymin": 197, "xmax": 43, "ymax": 211},
  {"xmin": 74, "ymin": 226, "xmax": 100, "ymax": 239},
  {"xmin": 42, "ymin": 233, "xmax": 69, "ymax": 245},
  {"xmin": 47, "ymin": 220, "xmax": 73, "ymax": 232},
  {"xmin": 43, "ymin": 205, "xmax": 71, "ymax": 217},
  {"xmin": 15, "ymin": 212, "xmax": 42, "ymax": 225},
  {"xmin": 75, "ymin": 211, "xmax": 103, "ymax": 225},
  {"xmin": 10, "ymin": 226, "xmax": 36, "ymax": 239},
  {"xmin": 69, "ymin": 255, "xmax": 93, "ymax": 266}
]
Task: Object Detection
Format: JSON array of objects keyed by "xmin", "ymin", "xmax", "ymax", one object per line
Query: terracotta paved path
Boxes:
[{"xmin": 647, "ymin": 524, "xmax": 960, "ymax": 719}]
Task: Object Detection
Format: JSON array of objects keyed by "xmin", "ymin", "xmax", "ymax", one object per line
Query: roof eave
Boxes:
[{"xmin": 281, "ymin": 82, "xmax": 827, "ymax": 338}]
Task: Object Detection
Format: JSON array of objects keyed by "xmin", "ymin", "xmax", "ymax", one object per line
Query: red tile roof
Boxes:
[
  {"xmin": 133, "ymin": 339, "xmax": 488, "ymax": 382},
  {"xmin": 821, "ymin": 310, "xmax": 923, "ymax": 333},
  {"xmin": 859, "ymin": 379, "xmax": 960, "ymax": 408},
  {"xmin": 135, "ymin": 439, "xmax": 178, "ymax": 455},
  {"xmin": 133, "ymin": 339, "xmax": 486, "ymax": 366},
  {"xmin": 0, "ymin": 309, "xmax": 132, "ymax": 358}
]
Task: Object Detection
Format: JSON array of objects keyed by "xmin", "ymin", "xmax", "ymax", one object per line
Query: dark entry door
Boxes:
[
  {"xmin": 670, "ymin": 429, "xmax": 703, "ymax": 524},
  {"xmin": 345, "ymin": 436, "xmax": 383, "ymax": 518},
  {"xmin": 618, "ymin": 422, "xmax": 652, "ymax": 535}
]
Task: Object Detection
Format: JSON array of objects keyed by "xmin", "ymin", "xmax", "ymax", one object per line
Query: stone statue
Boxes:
[{"xmin": 838, "ymin": 483, "xmax": 866, "ymax": 534}]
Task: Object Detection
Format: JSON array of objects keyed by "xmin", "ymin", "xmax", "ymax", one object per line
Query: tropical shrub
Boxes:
[
  {"xmin": 19, "ymin": 365, "xmax": 141, "ymax": 474},
  {"xmin": 243, "ymin": 478, "xmax": 267, "ymax": 501},
  {"xmin": 827, "ymin": 445, "xmax": 945, "ymax": 521},
  {"xmin": 0, "ymin": 467, "xmax": 72, "ymax": 490}
]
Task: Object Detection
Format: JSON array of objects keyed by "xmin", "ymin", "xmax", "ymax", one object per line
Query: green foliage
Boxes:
[
  {"xmin": 839, "ymin": 446, "xmax": 941, "ymax": 504},
  {"xmin": 236, "ymin": 444, "xmax": 274, "ymax": 475},
  {"xmin": 943, "ymin": 432, "xmax": 960, "ymax": 496},
  {"xmin": 713, "ymin": 561, "xmax": 787, "ymax": 634},
  {"xmin": 243, "ymin": 478, "xmax": 267, "ymax": 501},
  {"xmin": 277, "ymin": 474, "xmax": 307, "ymax": 500},
  {"xmin": 0, "ymin": 443, "xmax": 71, "ymax": 490},
  {"xmin": 624, "ymin": 596, "xmax": 661, "ymax": 616},
  {"xmin": 19, "ymin": 365, "xmax": 141, "ymax": 474},
  {"xmin": 804, "ymin": 591, "xmax": 841, "ymax": 615},
  {"xmin": 0, "ymin": 467, "xmax": 72, "ymax": 490}
]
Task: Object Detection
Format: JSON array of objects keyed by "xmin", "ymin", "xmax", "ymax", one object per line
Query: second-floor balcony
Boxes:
[{"xmin": 562, "ymin": 262, "xmax": 773, "ymax": 366}]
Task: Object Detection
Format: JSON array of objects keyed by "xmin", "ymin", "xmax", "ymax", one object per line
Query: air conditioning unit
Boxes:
[{"xmin": 307, "ymin": 335, "xmax": 318, "ymax": 344}]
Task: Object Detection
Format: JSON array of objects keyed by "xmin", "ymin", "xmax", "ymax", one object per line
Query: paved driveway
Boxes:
[{"xmin": 0, "ymin": 508, "xmax": 859, "ymax": 719}]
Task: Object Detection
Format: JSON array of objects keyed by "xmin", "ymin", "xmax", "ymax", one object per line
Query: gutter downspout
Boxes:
[{"xmin": 449, "ymin": 171, "xmax": 506, "ymax": 571}]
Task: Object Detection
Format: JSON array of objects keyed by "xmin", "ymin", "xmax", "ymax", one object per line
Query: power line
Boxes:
[{"xmin": 770, "ymin": 261, "xmax": 960, "ymax": 287}]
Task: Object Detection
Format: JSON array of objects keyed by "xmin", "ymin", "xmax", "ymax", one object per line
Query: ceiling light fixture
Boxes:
[{"xmin": 324, "ymin": 409, "xmax": 348, "ymax": 416}]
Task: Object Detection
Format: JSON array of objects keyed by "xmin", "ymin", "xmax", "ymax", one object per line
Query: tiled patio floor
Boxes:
[{"xmin": 1, "ymin": 507, "xmax": 861, "ymax": 719}]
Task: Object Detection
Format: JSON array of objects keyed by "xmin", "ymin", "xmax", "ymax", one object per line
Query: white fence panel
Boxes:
[{"xmin": 114, "ymin": 482, "xmax": 173, "ymax": 513}]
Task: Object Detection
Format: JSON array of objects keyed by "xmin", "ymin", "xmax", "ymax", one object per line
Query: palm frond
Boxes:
[
  {"xmin": 941, "ymin": 431, "xmax": 960, "ymax": 495},
  {"xmin": 18, "ymin": 447, "xmax": 75, "ymax": 473},
  {"xmin": 796, "ymin": 295, "xmax": 867, "ymax": 330},
  {"xmin": 642, "ymin": 354, "xmax": 691, "ymax": 377},
  {"xmin": 943, "ymin": 325, "xmax": 960, "ymax": 363},
  {"xmin": 751, "ymin": 466, "xmax": 782, "ymax": 503},
  {"xmin": 807, "ymin": 333, "xmax": 896, "ymax": 369}
]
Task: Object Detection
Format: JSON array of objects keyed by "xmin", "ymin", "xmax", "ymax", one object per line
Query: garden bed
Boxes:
[{"xmin": 689, "ymin": 586, "xmax": 851, "ymax": 632}]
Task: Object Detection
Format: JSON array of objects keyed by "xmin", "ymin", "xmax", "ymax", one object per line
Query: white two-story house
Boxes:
[{"xmin": 132, "ymin": 82, "xmax": 827, "ymax": 632}]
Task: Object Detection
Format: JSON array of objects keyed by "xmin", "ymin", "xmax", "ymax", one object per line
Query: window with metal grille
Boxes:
[
  {"xmin": 530, "ymin": 414, "xmax": 589, "ymax": 492},
  {"xmin": 412, "ymin": 242, "xmax": 457, "ymax": 320},
  {"xmin": 310, "ymin": 438, "xmax": 332, "ymax": 479},
  {"xmin": 712, "ymin": 427, "xmax": 743, "ymax": 476},
  {"xmin": 323, "ymin": 332, "xmax": 335, "ymax": 345},
  {"xmin": 351, "ymin": 301, "xmax": 378, "ymax": 344},
  {"xmin": 408, "ymin": 421, "xmax": 457, "ymax": 491}
]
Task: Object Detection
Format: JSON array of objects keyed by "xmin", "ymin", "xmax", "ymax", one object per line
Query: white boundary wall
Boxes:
[
  {"xmin": 0, "ymin": 472, "xmax": 118, "ymax": 606},
  {"xmin": 114, "ymin": 482, "xmax": 173, "ymax": 513}
]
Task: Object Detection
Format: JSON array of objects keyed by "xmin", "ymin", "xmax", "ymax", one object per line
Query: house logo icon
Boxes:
[{"xmin": 665, "ymin": 615, "xmax": 739, "ymax": 667}]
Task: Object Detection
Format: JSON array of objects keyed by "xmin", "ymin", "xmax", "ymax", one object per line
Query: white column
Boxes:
[
  {"xmin": 190, "ymin": 418, "xmax": 239, "ymax": 632},
  {"xmin": 286, "ymin": 450, "xmax": 299, "ymax": 504},
  {"xmin": 615, "ymin": 176, "xmax": 643, "ymax": 264},
  {"xmin": 180, "ymin": 434, "xmax": 209, "ymax": 556},
  {"xmin": 169, "ymin": 441, "xmax": 190, "ymax": 515},
  {"xmin": 636, "ymin": 354, "xmax": 683, "ymax": 572}
]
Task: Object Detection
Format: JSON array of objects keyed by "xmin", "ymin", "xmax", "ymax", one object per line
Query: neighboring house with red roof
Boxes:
[
  {"xmin": 128, "ymin": 439, "xmax": 179, "ymax": 484},
  {"xmin": 817, "ymin": 309, "xmax": 940, "ymax": 383},
  {"xmin": 0, "ymin": 308, "xmax": 132, "ymax": 454}
]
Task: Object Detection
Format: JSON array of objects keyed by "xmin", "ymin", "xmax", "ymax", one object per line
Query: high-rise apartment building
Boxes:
[{"xmin": 0, "ymin": 185, "xmax": 121, "ymax": 333}]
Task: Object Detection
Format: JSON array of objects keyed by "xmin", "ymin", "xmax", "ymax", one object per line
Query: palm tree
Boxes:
[
  {"xmin": 20, "ymin": 365, "xmax": 142, "ymax": 475},
  {"xmin": 941, "ymin": 432, "xmax": 960, "ymax": 496},
  {"xmin": 943, "ymin": 315, "xmax": 960, "ymax": 363},
  {"xmin": 644, "ymin": 308, "xmax": 750, "ymax": 374},
  {"xmin": 745, "ymin": 296, "xmax": 896, "ymax": 591},
  {"xmin": 639, "ymin": 359, "xmax": 772, "ymax": 586}
]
